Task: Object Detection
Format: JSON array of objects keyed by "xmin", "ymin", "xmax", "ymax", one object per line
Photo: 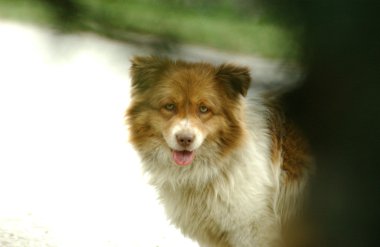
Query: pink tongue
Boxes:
[{"xmin": 172, "ymin": 150, "xmax": 195, "ymax": 166}]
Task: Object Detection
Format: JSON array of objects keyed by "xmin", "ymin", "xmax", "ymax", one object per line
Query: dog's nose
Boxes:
[{"xmin": 176, "ymin": 133, "xmax": 195, "ymax": 147}]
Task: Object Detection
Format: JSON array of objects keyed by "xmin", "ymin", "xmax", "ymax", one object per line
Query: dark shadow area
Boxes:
[{"xmin": 258, "ymin": 1, "xmax": 380, "ymax": 246}]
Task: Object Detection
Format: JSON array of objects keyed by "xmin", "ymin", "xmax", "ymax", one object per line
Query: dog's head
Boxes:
[{"xmin": 127, "ymin": 56, "xmax": 250, "ymax": 167}]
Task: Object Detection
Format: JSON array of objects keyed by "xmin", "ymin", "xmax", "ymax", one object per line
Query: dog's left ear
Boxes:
[{"xmin": 216, "ymin": 64, "xmax": 251, "ymax": 97}]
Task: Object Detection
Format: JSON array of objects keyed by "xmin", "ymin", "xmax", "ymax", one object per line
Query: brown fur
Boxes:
[
  {"xmin": 126, "ymin": 56, "xmax": 313, "ymax": 247},
  {"xmin": 268, "ymin": 102, "xmax": 312, "ymax": 182}
]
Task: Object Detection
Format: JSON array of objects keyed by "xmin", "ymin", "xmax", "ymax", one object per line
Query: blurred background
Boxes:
[
  {"xmin": 0, "ymin": 0, "xmax": 300, "ymax": 57},
  {"xmin": 0, "ymin": 0, "xmax": 379, "ymax": 246}
]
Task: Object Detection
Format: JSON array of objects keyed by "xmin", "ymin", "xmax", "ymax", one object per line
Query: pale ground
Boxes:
[{"xmin": 0, "ymin": 20, "xmax": 299, "ymax": 247}]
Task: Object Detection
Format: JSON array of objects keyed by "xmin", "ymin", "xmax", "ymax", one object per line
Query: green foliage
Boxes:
[{"xmin": 0, "ymin": 0, "xmax": 299, "ymax": 58}]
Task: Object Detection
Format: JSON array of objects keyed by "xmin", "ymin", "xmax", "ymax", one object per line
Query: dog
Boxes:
[{"xmin": 126, "ymin": 56, "xmax": 313, "ymax": 247}]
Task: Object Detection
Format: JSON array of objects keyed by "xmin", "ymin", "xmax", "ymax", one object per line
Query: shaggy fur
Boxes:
[{"xmin": 126, "ymin": 56, "xmax": 313, "ymax": 247}]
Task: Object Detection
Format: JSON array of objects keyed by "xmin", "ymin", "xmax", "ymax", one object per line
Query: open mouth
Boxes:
[{"xmin": 172, "ymin": 150, "xmax": 195, "ymax": 166}]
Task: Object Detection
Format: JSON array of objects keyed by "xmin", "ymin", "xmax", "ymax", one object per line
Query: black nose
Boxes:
[{"xmin": 176, "ymin": 133, "xmax": 195, "ymax": 147}]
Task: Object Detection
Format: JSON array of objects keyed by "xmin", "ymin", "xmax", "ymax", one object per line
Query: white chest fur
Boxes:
[{"xmin": 158, "ymin": 122, "xmax": 280, "ymax": 246}]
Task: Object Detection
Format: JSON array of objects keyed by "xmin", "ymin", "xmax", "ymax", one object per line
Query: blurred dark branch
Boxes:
[
  {"xmin": 35, "ymin": 0, "xmax": 179, "ymax": 53},
  {"xmin": 39, "ymin": 0, "xmax": 84, "ymax": 29}
]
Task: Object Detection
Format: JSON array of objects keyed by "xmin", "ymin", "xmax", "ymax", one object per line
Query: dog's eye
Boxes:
[
  {"xmin": 199, "ymin": 105, "xmax": 208, "ymax": 113},
  {"xmin": 164, "ymin": 103, "xmax": 176, "ymax": 111}
]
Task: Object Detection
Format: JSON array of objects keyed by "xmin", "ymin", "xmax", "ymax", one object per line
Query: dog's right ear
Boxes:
[{"xmin": 130, "ymin": 56, "xmax": 170, "ymax": 92}]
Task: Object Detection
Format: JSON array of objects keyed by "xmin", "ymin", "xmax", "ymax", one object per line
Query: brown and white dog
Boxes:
[{"xmin": 126, "ymin": 56, "xmax": 313, "ymax": 247}]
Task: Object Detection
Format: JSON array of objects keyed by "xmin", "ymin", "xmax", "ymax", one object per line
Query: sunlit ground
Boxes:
[{"xmin": 0, "ymin": 21, "xmax": 197, "ymax": 247}]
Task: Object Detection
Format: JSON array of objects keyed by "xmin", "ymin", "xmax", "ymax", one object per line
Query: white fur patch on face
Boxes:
[{"xmin": 164, "ymin": 119, "xmax": 205, "ymax": 151}]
